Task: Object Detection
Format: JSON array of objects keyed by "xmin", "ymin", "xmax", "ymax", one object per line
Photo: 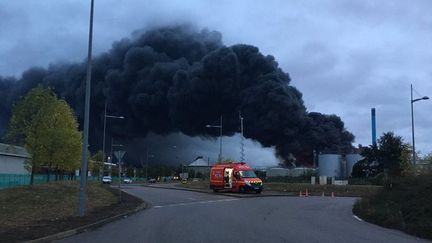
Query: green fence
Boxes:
[{"xmin": 0, "ymin": 174, "xmax": 100, "ymax": 189}]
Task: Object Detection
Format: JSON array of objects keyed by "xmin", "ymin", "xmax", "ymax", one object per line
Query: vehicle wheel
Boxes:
[
  {"xmin": 239, "ymin": 186, "xmax": 246, "ymax": 194},
  {"xmin": 256, "ymin": 189, "xmax": 262, "ymax": 194},
  {"xmin": 213, "ymin": 188, "xmax": 219, "ymax": 193}
]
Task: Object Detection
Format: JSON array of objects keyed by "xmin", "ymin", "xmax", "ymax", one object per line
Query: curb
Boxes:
[{"xmin": 26, "ymin": 201, "xmax": 148, "ymax": 243}]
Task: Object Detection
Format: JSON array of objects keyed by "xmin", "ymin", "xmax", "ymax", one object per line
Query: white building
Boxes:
[
  {"xmin": 0, "ymin": 143, "xmax": 30, "ymax": 174},
  {"xmin": 188, "ymin": 156, "xmax": 211, "ymax": 178}
]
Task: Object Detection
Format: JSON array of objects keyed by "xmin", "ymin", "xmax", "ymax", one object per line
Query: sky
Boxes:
[{"xmin": 1, "ymin": 0, "xmax": 431, "ymax": 166}]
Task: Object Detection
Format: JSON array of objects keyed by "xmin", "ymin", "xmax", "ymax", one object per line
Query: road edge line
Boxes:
[{"xmin": 353, "ymin": 214, "xmax": 363, "ymax": 222}]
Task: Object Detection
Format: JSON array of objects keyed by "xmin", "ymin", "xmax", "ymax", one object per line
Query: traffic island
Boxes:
[{"xmin": 0, "ymin": 181, "xmax": 145, "ymax": 242}]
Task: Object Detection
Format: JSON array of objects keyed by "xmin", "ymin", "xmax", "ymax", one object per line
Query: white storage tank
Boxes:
[
  {"xmin": 346, "ymin": 154, "xmax": 363, "ymax": 177},
  {"xmin": 318, "ymin": 154, "xmax": 341, "ymax": 177}
]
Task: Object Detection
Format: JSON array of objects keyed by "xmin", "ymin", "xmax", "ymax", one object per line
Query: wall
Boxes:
[{"xmin": 0, "ymin": 154, "xmax": 28, "ymax": 174}]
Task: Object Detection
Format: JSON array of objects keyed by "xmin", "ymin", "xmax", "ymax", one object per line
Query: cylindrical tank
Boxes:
[
  {"xmin": 318, "ymin": 154, "xmax": 341, "ymax": 177},
  {"xmin": 346, "ymin": 154, "xmax": 363, "ymax": 177}
]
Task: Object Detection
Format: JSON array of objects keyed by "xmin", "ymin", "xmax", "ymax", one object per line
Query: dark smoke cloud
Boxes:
[{"xmin": 0, "ymin": 25, "xmax": 354, "ymax": 165}]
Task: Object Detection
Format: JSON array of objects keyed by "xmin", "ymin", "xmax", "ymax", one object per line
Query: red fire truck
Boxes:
[{"xmin": 210, "ymin": 162, "xmax": 263, "ymax": 193}]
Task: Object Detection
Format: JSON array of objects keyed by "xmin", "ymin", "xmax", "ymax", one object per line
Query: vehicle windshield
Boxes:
[{"xmin": 239, "ymin": 170, "xmax": 257, "ymax": 178}]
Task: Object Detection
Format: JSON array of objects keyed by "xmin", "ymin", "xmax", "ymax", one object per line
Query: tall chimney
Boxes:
[{"xmin": 371, "ymin": 108, "xmax": 377, "ymax": 146}]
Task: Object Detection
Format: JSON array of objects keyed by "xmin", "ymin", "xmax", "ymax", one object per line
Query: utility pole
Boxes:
[
  {"xmin": 411, "ymin": 84, "xmax": 416, "ymax": 173},
  {"xmin": 219, "ymin": 115, "xmax": 223, "ymax": 162},
  {"xmin": 410, "ymin": 83, "xmax": 430, "ymax": 175},
  {"xmin": 206, "ymin": 116, "xmax": 223, "ymax": 163},
  {"xmin": 239, "ymin": 111, "xmax": 245, "ymax": 162},
  {"xmin": 79, "ymin": 0, "xmax": 94, "ymax": 217},
  {"xmin": 118, "ymin": 159, "xmax": 122, "ymax": 202},
  {"xmin": 146, "ymin": 149, "xmax": 149, "ymax": 181},
  {"xmin": 102, "ymin": 101, "xmax": 107, "ymax": 163}
]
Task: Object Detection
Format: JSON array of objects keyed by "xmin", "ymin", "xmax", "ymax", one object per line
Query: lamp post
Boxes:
[
  {"xmin": 79, "ymin": 0, "xmax": 94, "ymax": 217},
  {"xmin": 110, "ymin": 141, "xmax": 123, "ymax": 176},
  {"xmin": 239, "ymin": 112, "xmax": 245, "ymax": 162},
  {"xmin": 102, "ymin": 101, "xmax": 124, "ymax": 167},
  {"xmin": 206, "ymin": 116, "xmax": 223, "ymax": 162},
  {"xmin": 410, "ymin": 84, "xmax": 429, "ymax": 174},
  {"xmin": 143, "ymin": 149, "xmax": 155, "ymax": 182}
]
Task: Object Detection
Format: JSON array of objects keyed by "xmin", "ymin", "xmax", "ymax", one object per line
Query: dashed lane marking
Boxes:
[{"xmin": 153, "ymin": 198, "xmax": 239, "ymax": 208}]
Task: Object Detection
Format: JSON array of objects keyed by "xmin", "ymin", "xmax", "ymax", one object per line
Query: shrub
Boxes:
[{"xmin": 353, "ymin": 175, "xmax": 432, "ymax": 239}]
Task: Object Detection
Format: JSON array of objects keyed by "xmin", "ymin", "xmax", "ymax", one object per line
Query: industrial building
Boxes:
[
  {"xmin": 0, "ymin": 143, "xmax": 30, "ymax": 174},
  {"xmin": 187, "ymin": 156, "xmax": 211, "ymax": 178}
]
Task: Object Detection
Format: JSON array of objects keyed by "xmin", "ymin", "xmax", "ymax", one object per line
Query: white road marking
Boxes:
[
  {"xmin": 187, "ymin": 197, "xmax": 197, "ymax": 200},
  {"xmin": 353, "ymin": 215, "xmax": 363, "ymax": 222},
  {"xmin": 153, "ymin": 198, "xmax": 239, "ymax": 209}
]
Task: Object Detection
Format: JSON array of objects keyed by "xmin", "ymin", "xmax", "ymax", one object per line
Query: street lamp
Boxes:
[
  {"xmin": 79, "ymin": 0, "xmax": 94, "ymax": 217},
  {"xmin": 109, "ymin": 142, "xmax": 123, "ymax": 176},
  {"xmin": 141, "ymin": 149, "xmax": 154, "ymax": 182},
  {"xmin": 410, "ymin": 84, "xmax": 429, "ymax": 174},
  {"xmin": 206, "ymin": 116, "xmax": 223, "ymax": 162},
  {"xmin": 102, "ymin": 101, "xmax": 124, "ymax": 169}
]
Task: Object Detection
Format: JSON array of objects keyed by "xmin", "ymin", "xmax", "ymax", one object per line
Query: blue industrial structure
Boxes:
[{"xmin": 371, "ymin": 108, "xmax": 377, "ymax": 146}]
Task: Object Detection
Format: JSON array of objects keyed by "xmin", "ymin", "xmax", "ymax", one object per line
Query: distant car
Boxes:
[
  {"xmin": 148, "ymin": 178, "xmax": 156, "ymax": 183},
  {"xmin": 102, "ymin": 176, "xmax": 112, "ymax": 184},
  {"xmin": 123, "ymin": 177, "xmax": 133, "ymax": 184}
]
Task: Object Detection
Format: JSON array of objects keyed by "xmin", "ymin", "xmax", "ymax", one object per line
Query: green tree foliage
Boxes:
[
  {"xmin": 5, "ymin": 87, "xmax": 82, "ymax": 185},
  {"xmin": 354, "ymin": 132, "xmax": 411, "ymax": 178},
  {"xmin": 89, "ymin": 150, "xmax": 104, "ymax": 177},
  {"xmin": 379, "ymin": 132, "xmax": 411, "ymax": 176}
]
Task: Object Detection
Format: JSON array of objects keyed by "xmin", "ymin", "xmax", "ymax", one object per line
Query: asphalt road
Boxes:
[{"xmin": 58, "ymin": 185, "xmax": 427, "ymax": 243}]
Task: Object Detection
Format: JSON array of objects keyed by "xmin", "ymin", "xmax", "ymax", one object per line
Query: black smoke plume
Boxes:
[{"xmin": 0, "ymin": 25, "xmax": 354, "ymax": 165}]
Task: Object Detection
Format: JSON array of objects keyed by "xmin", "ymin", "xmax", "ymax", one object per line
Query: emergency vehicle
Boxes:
[{"xmin": 210, "ymin": 162, "xmax": 263, "ymax": 193}]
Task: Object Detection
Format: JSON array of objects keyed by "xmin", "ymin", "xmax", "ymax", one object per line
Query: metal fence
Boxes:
[{"xmin": 0, "ymin": 174, "xmax": 100, "ymax": 189}]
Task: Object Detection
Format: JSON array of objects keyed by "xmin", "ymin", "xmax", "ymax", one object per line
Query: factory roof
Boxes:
[{"xmin": 0, "ymin": 143, "xmax": 30, "ymax": 158}]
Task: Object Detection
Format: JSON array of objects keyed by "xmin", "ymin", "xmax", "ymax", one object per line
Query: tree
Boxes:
[
  {"xmin": 89, "ymin": 150, "xmax": 104, "ymax": 178},
  {"xmin": 5, "ymin": 87, "xmax": 82, "ymax": 185},
  {"xmin": 379, "ymin": 132, "xmax": 411, "ymax": 177},
  {"xmin": 36, "ymin": 99, "xmax": 82, "ymax": 181},
  {"xmin": 355, "ymin": 132, "xmax": 411, "ymax": 178}
]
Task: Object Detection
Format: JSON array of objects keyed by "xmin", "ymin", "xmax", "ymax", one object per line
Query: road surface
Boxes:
[{"xmin": 58, "ymin": 185, "xmax": 427, "ymax": 243}]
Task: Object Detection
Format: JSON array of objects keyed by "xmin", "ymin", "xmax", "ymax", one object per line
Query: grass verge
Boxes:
[
  {"xmin": 178, "ymin": 180, "xmax": 381, "ymax": 197},
  {"xmin": 353, "ymin": 175, "xmax": 432, "ymax": 240},
  {"xmin": 0, "ymin": 181, "xmax": 142, "ymax": 242}
]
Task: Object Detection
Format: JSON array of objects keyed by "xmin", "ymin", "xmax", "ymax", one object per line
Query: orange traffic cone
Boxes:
[
  {"xmin": 305, "ymin": 189, "xmax": 309, "ymax": 197},
  {"xmin": 331, "ymin": 192, "xmax": 335, "ymax": 197},
  {"xmin": 299, "ymin": 191, "xmax": 303, "ymax": 197}
]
